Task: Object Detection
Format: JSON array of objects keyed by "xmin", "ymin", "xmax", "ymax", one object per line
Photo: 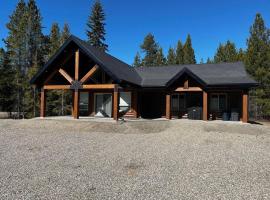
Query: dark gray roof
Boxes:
[
  {"xmin": 135, "ymin": 62, "xmax": 258, "ymax": 87},
  {"xmin": 30, "ymin": 35, "xmax": 142, "ymax": 86},
  {"xmin": 31, "ymin": 35, "xmax": 257, "ymax": 88}
]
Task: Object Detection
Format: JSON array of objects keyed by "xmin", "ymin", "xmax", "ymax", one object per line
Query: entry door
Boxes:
[{"xmin": 95, "ymin": 93, "xmax": 112, "ymax": 117}]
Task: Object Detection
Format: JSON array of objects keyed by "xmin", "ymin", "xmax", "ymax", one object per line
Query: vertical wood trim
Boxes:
[
  {"xmin": 203, "ymin": 91, "xmax": 208, "ymax": 121},
  {"xmin": 73, "ymin": 90, "xmax": 80, "ymax": 119},
  {"xmin": 40, "ymin": 88, "xmax": 46, "ymax": 118},
  {"xmin": 113, "ymin": 86, "xmax": 119, "ymax": 121},
  {"xmin": 75, "ymin": 50, "xmax": 79, "ymax": 80},
  {"xmin": 242, "ymin": 91, "xmax": 248, "ymax": 123},
  {"xmin": 132, "ymin": 91, "xmax": 138, "ymax": 118},
  {"xmin": 184, "ymin": 79, "xmax": 189, "ymax": 89},
  {"xmin": 166, "ymin": 94, "xmax": 171, "ymax": 119}
]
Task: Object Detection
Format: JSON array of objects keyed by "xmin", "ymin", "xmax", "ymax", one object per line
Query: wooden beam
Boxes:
[
  {"xmin": 75, "ymin": 50, "xmax": 79, "ymax": 80},
  {"xmin": 40, "ymin": 88, "xmax": 46, "ymax": 118},
  {"xmin": 44, "ymin": 51, "xmax": 74, "ymax": 84},
  {"xmin": 184, "ymin": 79, "xmax": 189, "ymax": 89},
  {"xmin": 58, "ymin": 68, "xmax": 74, "ymax": 83},
  {"xmin": 203, "ymin": 91, "xmax": 208, "ymax": 121},
  {"xmin": 44, "ymin": 85, "xmax": 71, "ymax": 90},
  {"xmin": 166, "ymin": 94, "xmax": 171, "ymax": 119},
  {"xmin": 242, "ymin": 91, "xmax": 248, "ymax": 123},
  {"xmin": 73, "ymin": 90, "xmax": 80, "ymax": 119},
  {"xmin": 80, "ymin": 65, "xmax": 99, "ymax": 84},
  {"xmin": 82, "ymin": 84, "xmax": 115, "ymax": 89},
  {"xmin": 113, "ymin": 86, "xmax": 119, "ymax": 121},
  {"xmin": 175, "ymin": 87, "xmax": 202, "ymax": 92}
]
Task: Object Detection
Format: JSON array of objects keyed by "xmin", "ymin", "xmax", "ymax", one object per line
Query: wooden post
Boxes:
[
  {"xmin": 73, "ymin": 90, "xmax": 80, "ymax": 119},
  {"xmin": 203, "ymin": 91, "xmax": 208, "ymax": 121},
  {"xmin": 113, "ymin": 86, "xmax": 119, "ymax": 121},
  {"xmin": 75, "ymin": 50, "xmax": 79, "ymax": 80},
  {"xmin": 40, "ymin": 88, "xmax": 46, "ymax": 118},
  {"xmin": 132, "ymin": 91, "xmax": 138, "ymax": 118},
  {"xmin": 242, "ymin": 91, "xmax": 248, "ymax": 123},
  {"xmin": 166, "ymin": 94, "xmax": 171, "ymax": 119},
  {"xmin": 184, "ymin": 79, "xmax": 189, "ymax": 89}
]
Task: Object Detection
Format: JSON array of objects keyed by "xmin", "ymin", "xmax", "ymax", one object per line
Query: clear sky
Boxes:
[{"xmin": 1, "ymin": 0, "xmax": 270, "ymax": 64}]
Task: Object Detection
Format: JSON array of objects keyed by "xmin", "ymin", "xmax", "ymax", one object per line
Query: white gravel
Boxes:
[{"xmin": 0, "ymin": 119, "xmax": 270, "ymax": 199}]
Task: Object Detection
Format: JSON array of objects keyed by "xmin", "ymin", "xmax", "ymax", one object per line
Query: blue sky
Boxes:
[{"xmin": 1, "ymin": 0, "xmax": 270, "ymax": 64}]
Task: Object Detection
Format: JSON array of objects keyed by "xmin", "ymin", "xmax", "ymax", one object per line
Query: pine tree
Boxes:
[
  {"xmin": 237, "ymin": 48, "xmax": 246, "ymax": 61},
  {"xmin": 140, "ymin": 33, "xmax": 159, "ymax": 66},
  {"xmin": 86, "ymin": 0, "xmax": 108, "ymax": 51},
  {"xmin": 156, "ymin": 48, "xmax": 166, "ymax": 66},
  {"xmin": 245, "ymin": 13, "xmax": 270, "ymax": 116},
  {"xmin": 206, "ymin": 57, "xmax": 213, "ymax": 64},
  {"xmin": 61, "ymin": 23, "xmax": 71, "ymax": 44},
  {"xmin": 183, "ymin": 34, "xmax": 196, "ymax": 64},
  {"xmin": 5, "ymin": 0, "xmax": 28, "ymax": 117},
  {"xmin": 0, "ymin": 49, "xmax": 16, "ymax": 112},
  {"xmin": 49, "ymin": 23, "xmax": 61, "ymax": 56},
  {"xmin": 175, "ymin": 40, "xmax": 184, "ymax": 64},
  {"xmin": 133, "ymin": 52, "xmax": 142, "ymax": 67},
  {"xmin": 22, "ymin": 0, "xmax": 44, "ymax": 118},
  {"xmin": 167, "ymin": 47, "xmax": 176, "ymax": 65},
  {"xmin": 214, "ymin": 41, "xmax": 238, "ymax": 63}
]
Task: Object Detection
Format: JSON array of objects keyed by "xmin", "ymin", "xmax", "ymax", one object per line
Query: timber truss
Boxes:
[{"xmin": 40, "ymin": 49, "xmax": 119, "ymax": 120}]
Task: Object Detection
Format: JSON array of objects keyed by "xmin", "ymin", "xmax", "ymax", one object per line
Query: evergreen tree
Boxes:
[
  {"xmin": 0, "ymin": 49, "xmax": 16, "ymax": 112},
  {"xmin": 175, "ymin": 40, "xmax": 184, "ymax": 64},
  {"xmin": 61, "ymin": 23, "xmax": 71, "ymax": 44},
  {"xmin": 167, "ymin": 47, "xmax": 176, "ymax": 65},
  {"xmin": 26, "ymin": 0, "xmax": 44, "ymax": 71},
  {"xmin": 5, "ymin": 0, "xmax": 28, "ymax": 116},
  {"xmin": 140, "ymin": 33, "xmax": 159, "ymax": 66},
  {"xmin": 86, "ymin": 0, "xmax": 108, "ymax": 51},
  {"xmin": 245, "ymin": 13, "xmax": 270, "ymax": 115},
  {"xmin": 214, "ymin": 41, "xmax": 238, "ymax": 63},
  {"xmin": 156, "ymin": 48, "xmax": 166, "ymax": 66},
  {"xmin": 133, "ymin": 52, "xmax": 142, "ymax": 67},
  {"xmin": 23, "ymin": 0, "xmax": 44, "ymax": 118},
  {"xmin": 237, "ymin": 48, "xmax": 246, "ymax": 61},
  {"xmin": 49, "ymin": 23, "xmax": 61, "ymax": 56},
  {"xmin": 183, "ymin": 34, "xmax": 196, "ymax": 64}
]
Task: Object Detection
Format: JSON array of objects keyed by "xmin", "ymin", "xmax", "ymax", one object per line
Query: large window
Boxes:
[
  {"xmin": 95, "ymin": 93, "xmax": 112, "ymax": 117},
  {"xmin": 210, "ymin": 94, "xmax": 227, "ymax": 112},
  {"xmin": 119, "ymin": 92, "xmax": 131, "ymax": 113}
]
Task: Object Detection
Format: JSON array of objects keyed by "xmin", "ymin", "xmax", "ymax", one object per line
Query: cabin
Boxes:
[{"xmin": 30, "ymin": 35, "xmax": 258, "ymax": 122}]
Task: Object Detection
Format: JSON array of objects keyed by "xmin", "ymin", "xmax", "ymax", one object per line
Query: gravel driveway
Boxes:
[{"xmin": 0, "ymin": 119, "xmax": 270, "ymax": 199}]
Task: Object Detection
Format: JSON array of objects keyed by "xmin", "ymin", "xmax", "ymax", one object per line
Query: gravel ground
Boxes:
[{"xmin": 0, "ymin": 119, "xmax": 270, "ymax": 200}]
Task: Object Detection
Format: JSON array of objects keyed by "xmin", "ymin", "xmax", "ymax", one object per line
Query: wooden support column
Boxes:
[
  {"xmin": 242, "ymin": 91, "xmax": 248, "ymax": 123},
  {"xmin": 132, "ymin": 91, "xmax": 138, "ymax": 118},
  {"xmin": 73, "ymin": 90, "xmax": 80, "ymax": 119},
  {"xmin": 203, "ymin": 91, "xmax": 208, "ymax": 121},
  {"xmin": 166, "ymin": 94, "xmax": 171, "ymax": 119},
  {"xmin": 113, "ymin": 86, "xmax": 119, "ymax": 121},
  {"xmin": 40, "ymin": 88, "xmax": 46, "ymax": 118},
  {"xmin": 71, "ymin": 91, "xmax": 74, "ymax": 117},
  {"xmin": 75, "ymin": 50, "xmax": 79, "ymax": 80}
]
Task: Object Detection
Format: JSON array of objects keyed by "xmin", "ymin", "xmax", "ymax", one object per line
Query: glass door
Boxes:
[{"xmin": 95, "ymin": 93, "xmax": 112, "ymax": 117}]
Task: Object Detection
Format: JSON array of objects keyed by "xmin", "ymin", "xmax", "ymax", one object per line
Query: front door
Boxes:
[{"xmin": 95, "ymin": 93, "xmax": 112, "ymax": 117}]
